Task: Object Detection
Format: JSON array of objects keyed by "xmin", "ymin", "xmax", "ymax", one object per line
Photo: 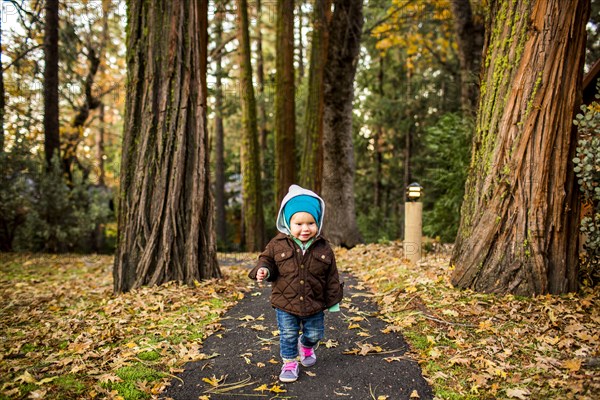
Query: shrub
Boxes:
[
  {"xmin": 573, "ymin": 100, "xmax": 600, "ymax": 286},
  {"xmin": 0, "ymin": 145, "xmax": 115, "ymax": 253}
]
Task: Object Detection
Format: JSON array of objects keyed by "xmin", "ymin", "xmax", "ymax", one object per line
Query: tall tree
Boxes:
[
  {"xmin": 0, "ymin": 16, "xmax": 5, "ymax": 153},
  {"xmin": 237, "ymin": 0, "xmax": 265, "ymax": 251},
  {"xmin": 299, "ymin": 0, "xmax": 330, "ymax": 192},
  {"xmin": 451, "ymin": 0, "xmax": 589, "ymax": 295},
  {"xmin": 321, "ymin": 0, "xmax": 363, "ymax": 247},
  {"xmin": 450, "ymin": 0, "xmax": 484, "ymax": 113},
  {"xmin": 214, "ymin": 1, "xmax": 227, "ymax": 245},
  {"xmin": 43, "ymin": 0, "xmax": 60, "ymax": 169},
  {"xmin": 114, "ymin": 0, "xmax": 220, "ymax": 293},
  {"xmin": 255, "ymin": 0, "xmax": 268, "ymax": 160},
  {"xmin": 274, "ymin": 0, "xmax": 296, "ymax": 204}
]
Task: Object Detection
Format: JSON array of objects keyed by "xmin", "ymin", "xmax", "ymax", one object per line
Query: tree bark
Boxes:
[
  {"xmin": 321, "ymin": 0, "xmax": 363, "ymax": 248},
  {"xmin": 114, "ymin": 0, "xmax": 220, "ymax": 293},
  {"xmin": 451, "ymin": 0, "xmax": 589, "ymax": 295},
  {"xmin": 255, "ymin": 0, "xmax": 268, "ymax": 163},
  {"xmin": 450, "ymin": 0, "xmax": 484, "ymax": 114},
  {"xmin": 214, "ymin": 3, "xmax": 227, "ymax": 245},
  {"xmin": 0, "ymin": 16, "xmax": 5, "ymax": 153},
  {"xmin": 237, "ymin": 0, "xmax": 265, "ymax": 251},
  {"xmin": 300, "ymin": 0, "xmax": 330, "ymax": 193},
  {"xmin": 297, "ymin": 3, "xmax": 305, "ymax": 82},
  {"xmin": 43, "ymin": 0, "xmax": 60, "ymax": 169},
  {"xmin": 274, "ymin": 0, "xmax": 296, "ymax": 204},
  {"xmin": 96, "ymin": 102, "xmax": 106, "ymax": 186}
]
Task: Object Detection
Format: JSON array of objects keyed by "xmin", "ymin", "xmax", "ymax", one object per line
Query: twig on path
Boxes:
[{"xmin": 203, "ymin": 375, "xmax": 259, "ymax": 395}]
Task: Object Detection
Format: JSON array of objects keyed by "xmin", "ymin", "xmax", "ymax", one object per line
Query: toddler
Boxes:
[{"xmin": 249, "ymin": 184, "xmax": 343, "ymax": 382}]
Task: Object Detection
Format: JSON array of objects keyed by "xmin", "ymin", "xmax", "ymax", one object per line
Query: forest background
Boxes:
[{"xmin": 3, "ymin": 0, "xmax": 596, "ymax": 258}]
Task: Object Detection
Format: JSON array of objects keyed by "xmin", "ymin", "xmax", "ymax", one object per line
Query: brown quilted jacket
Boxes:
[{"xmin": 248, "ymin": 233, "xmax": 343, "ymax": 317}]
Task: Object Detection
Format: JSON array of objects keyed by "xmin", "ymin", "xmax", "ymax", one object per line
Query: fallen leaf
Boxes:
[
  {"xmin": 28, "ymin": 389, "xmax": 46, "ymax": 399},
  {"xmin": 15, "ymin": 371, "xmax": 36, "ymax": 384},
  {"xmin": 410, "ymin": 389, "xmax": 420, "ymax": 398},
  {"xmin": 202, "ymin": 375, "xmax": 224, "ymax": 387},
  {"xmin": 563, "ymin": 359, "xmax": 581, "ymax": 372},
  {"xmin": 254, "ymin": 384, "xmax": 269, "ymax": 392},
  {"xmin": 505, "ymin": 387, "xmax": 530, "ymax": 399},
  {"xmin": 268, "ymin": 384, "xmax": 287, "ymax": 393}
]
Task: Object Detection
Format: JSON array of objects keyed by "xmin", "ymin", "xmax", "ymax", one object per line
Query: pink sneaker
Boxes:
[
  {"xmin": 298, "ymin": 339, "xmax": 317, "ymax": 367},
  {"xmin": 279, "ymin": 360, "xmax": 299, "ymax": 382}
]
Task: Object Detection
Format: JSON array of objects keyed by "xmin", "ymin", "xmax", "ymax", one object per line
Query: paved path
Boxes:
[{"xmin": 162, "ymin": 273, "xmax": 433, "ymax": 400}]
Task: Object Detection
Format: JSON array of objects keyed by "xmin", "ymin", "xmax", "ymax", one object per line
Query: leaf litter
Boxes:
[
  {"xmin": 335, "ymin": 242, "xmax": 600, "ymax": 399},
  {"xmin": 0, "ymin": 253, "xmax": 252, "ymax": 399}
]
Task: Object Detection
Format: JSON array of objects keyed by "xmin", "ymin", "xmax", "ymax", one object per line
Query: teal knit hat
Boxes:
[{"xmin": 283, "ymin": 195, "xmax": 322, "ymax": 227}]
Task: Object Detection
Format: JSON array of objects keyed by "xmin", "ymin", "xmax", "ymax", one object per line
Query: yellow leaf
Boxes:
[
  {"xmin": 378, "ymin": 396, "xmax": 389, "ymax": 400},
  {"xmin": 410, "ymin": 389, "xmax": 420, "ymax": 398},
  {"xmin": 254, "ymin": 384, "xmax": 269, "ymax": 392},
  {"xmin": 36, "ymin": 376, "xmax": 58, "ymax": 385},
  {"xmin": 305, "ymin": 371, "xmax": 316, "ymax": 377},
  {"xmin": 348, "ymin": 323, "xmax": 361, "ymax": 329},
  {"xmin": 199, "ymin": 396, "xmax": 211, "ymax": 400},
  {"xmin": 202, "ymin": 375, "xmax": 224, "ymax": 387},
  {"xmin": 125, "ymin": 342, "xmax": 137, "ymax": 349},
  {"xmin": 428, "ymin": 348, "xmax": 441, "ymax": 359},
  {"xmin": 15, "ymin": 371, "xmax": 36, "ymax": 384},
  {"xmin": 269, "ymin": 384, "xmax": 287, "ymax": 393},
  {"xmin": 563, "ymin": 359, "xmax": 581, "ymax": 372}
]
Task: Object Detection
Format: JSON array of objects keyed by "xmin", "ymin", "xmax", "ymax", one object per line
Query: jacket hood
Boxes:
[{"xmin": 276, "ymin": 184, "xmax": 326, "ymax": 236}]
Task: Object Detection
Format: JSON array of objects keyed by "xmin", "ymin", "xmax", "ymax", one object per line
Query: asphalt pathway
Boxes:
[{"xmin": 162, "ymin": 272, "xmax": 433, "ymax": 400}]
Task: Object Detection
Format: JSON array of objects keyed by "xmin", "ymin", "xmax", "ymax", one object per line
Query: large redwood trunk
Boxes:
[
  {"xmin": 274, "ymin": 0, "xmax": 296, "ymax": 204},
  {"xmin": 300, "ymin": 0, "xmax": 331, "ymax": 193},
  {"xmin": 450, "ymin": 0, "xmax": 484, "ymax": 114},
  {"xmin": 321, "ymin": 0, "xmax": 363, "ymax": 248},
  {"xmin": 237, "ymin": 0, "xmax": 265, "ymax": 251},
  {"xmin": 451, "ymin": 0, "xmax": 589, "ymax": 295},
  {"xmin": 114, "ymin": 0, "xmax": 220, "ymax": 293}
]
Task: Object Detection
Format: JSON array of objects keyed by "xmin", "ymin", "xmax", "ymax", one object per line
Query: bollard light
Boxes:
[{"xmin": 406, "ymin": 182, "xmax": 423, "ymax": 201}]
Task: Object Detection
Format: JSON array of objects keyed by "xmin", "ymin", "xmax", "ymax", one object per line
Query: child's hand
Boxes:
[{"xmin": 256, "ymin": 267, "xmax": 268, "ymax": 282}]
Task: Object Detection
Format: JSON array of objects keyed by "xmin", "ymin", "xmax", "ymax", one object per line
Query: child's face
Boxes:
[{"xmin": 289, "ymin": 212, "xmax": 318, "ymax": 242}]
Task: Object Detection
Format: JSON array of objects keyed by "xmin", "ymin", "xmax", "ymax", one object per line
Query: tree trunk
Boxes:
[
  {"xmin": 214, "ymin": 3, "xmax": 227, "ymax": 245},
  {"xmin": 374, "ymin": 56, "xmax": 385, "ymax": 208},
  {"xmin": 274, "ymin": 0, "xmax": 296, "ymax": 204},
  {"xmin": 321, "ymin": 0, "xmax": 363, "ymax": 248},
  {"xmin": 451, "ymin": 0, "xmax": 589, "ymax": 295},
  {"xmin": 96, "ymin": 102, "xmax": 106, "ymax": 186},
  {"xmin": 255, "ymin": 0, "xmax": 268, "ymax": 163},
  {"xmin": 114, "ymin": 0, "xmax": 220, "ymax": 293},
  {"xmin": 297, "ymin": 3, "xmax": 305, "ymax": 82},
  {"xmin": 299, "ymin": 0, "xmax": 330, "ymax": 193},
  {"xmin": 450, "ymin": 0, "xmax": 484, "ymax": 114},
  {"xmin": 237, "ymin": 0, "xmax": 265, "ymax": 251},
  {"xmin": 0, "ymin": 16, "xmax": 5, "ymax": 153},
  {"xmin": 64, "ymin": 3, "xmax": 109, "ymax": 181},
  {"xmin": 64, "ymin": 45, "xmax": 102, "ymax": 182},
  {"xmin": 43, "ymin": 0, "xmax": 60, "ymax": 169}
]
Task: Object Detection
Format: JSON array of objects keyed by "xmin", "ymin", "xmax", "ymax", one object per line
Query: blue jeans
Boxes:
[{"xmin": 276, "ymin": 309, "xmax": 325, "ymax": 361}]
